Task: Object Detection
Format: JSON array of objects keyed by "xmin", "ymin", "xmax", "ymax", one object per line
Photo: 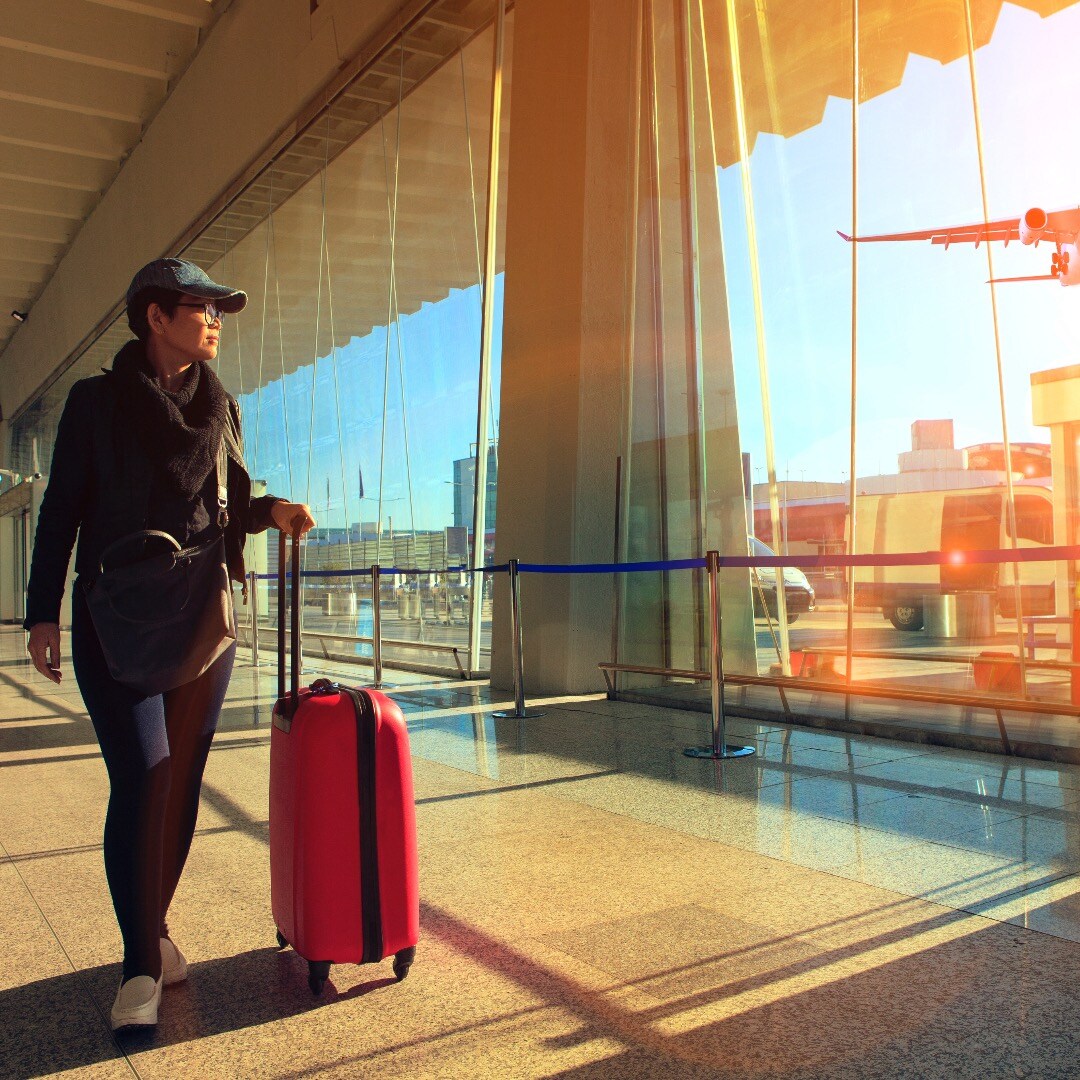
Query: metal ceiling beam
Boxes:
[
  {"xmin": 0, "ymin": 178, "xmax": 96, "ymax": 220},
  {"xmin": 86, "ymin": 0, "xmax": 216, "ymax": 29},
  {"xmin": 0, "ymin": 202, "xmax": 85, "ymax": 224},
  {"xmin": 0, "ymin": 239, "xmax": 64, "ymax": 267},
  {"xmin": 0, "ymin": 213, "xmax": 76, "ymax": 246},
  {"xmin": 0, "ymin": 35, "xmax": 170, "ymax": 82},
  {"xmin": 0, "ymin": 51, "xmax": 159, "ymax": 125},
  {"xmin": 0, "ymin": 100, "xmax": 138, "ymax": 162},
  {"xmin": 0, "ymin": 170, "xmax": 105, "ymax": 195},
  {"xmin": 0, "ymin": 280, "xmax": 36, "ymax": 301},
  {"xmin": 0, "ymin": 260, "xmax": 51, "ymax": 285},
  {"xmin": 0, "ymin": 144, "xmax": 118, "ymax": 192},
  {"xmin": 0, "ymin": 0, "xmax": 200, "ymax": 82}
]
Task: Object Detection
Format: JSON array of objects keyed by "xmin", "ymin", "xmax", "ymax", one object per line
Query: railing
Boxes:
[
  {"xmin": 247, "ymin": 562, "xmax": 507, "ymax": 686},
  {"xmin": 245, "ymin": 542, "xmax": 1080, "ymax": 761},
  {"xmin": 590, "ymin": 544, "xmax": 1080, "ymax": 757}
]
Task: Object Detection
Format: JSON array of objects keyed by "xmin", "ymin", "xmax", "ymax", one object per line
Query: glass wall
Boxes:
[
  {"xmin": 10, "ymin": 0, "xmax": 510, "ymax": 678},
  {"xmin": 616, "ymin": 0, "xmax": 1080, "ymax": 757},
  {"xmin": 13, "ymin": 0, "xmax": 1080, "ymax": 753},
  {"xmin": 206, "ymin": 16, "xmax": 511, "ymax": 674}
]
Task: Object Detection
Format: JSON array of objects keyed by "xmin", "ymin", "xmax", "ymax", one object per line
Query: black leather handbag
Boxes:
[{"xmin": 84, "ymin": 442, "xmax": 236, "ymax": 695}]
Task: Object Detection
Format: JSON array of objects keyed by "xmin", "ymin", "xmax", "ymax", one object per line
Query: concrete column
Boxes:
[
  {"xmin": 491, "ymin": 0, "xmax": 637, "ymax": 693},
  {"xmin": 492, "ymin": 0, "xmax": 754, "ymax": 693}
]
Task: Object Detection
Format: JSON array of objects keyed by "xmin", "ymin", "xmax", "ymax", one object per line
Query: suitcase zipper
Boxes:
[{"xmin": 341, "ymin": 686, "xmax": 383, "ymax": 964}]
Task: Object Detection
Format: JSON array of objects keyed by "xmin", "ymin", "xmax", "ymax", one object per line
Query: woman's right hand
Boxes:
[{"xmin": 27, "ymin": 622, "xmax": 62, "ymax": 684}]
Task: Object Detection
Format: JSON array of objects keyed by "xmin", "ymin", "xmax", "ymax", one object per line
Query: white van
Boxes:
[
  {"xmin": 750, "ymin": 536, "xmax": 816, "ymax": 623},
  {"xmin": 850, "ymin": 485, "xmax": 1055, "ymax": 630}
]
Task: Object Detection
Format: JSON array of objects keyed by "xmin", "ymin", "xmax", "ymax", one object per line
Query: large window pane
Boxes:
[{"xmin": 203, "ymin": 12, "xmax": 509, "ymax": 677}]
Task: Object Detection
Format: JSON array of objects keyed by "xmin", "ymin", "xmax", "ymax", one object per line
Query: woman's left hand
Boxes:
[{"xmin": 271, "ymin": 500, "xmax": 317, "ymax": 537}]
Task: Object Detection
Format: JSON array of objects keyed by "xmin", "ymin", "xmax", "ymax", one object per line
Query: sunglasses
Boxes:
[{"xmin": 175, "ymin": 301, "xmax": 227, "ymax": 326}]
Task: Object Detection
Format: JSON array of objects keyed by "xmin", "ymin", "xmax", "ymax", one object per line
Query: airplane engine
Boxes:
[
  {"xmin": 1020, "ymin": 207, "xmax": 1048, "ymax": 245},
  {"xmin": 1057, "ymin": 243, "xmax": 1080, "ymax": 286}
]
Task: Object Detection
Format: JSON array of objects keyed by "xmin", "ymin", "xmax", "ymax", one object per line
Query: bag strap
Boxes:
[
  {"xmin": 216, "ymin": 436, "xmax": 228, "ymax": 529},
  {"xmin": 98, "ymin": 530, "xmax": 181, "ymax": 575}
]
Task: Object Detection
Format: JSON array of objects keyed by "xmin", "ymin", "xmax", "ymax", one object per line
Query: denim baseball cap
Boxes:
[{"xmin": 125, "ymin": 257, "xmax": 248, "ymax": 313}]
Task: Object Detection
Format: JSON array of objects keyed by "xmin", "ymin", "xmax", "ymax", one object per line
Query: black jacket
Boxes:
[{"xmin": 23, "ymin": 367, "xmax": 279, "ymax": 630}]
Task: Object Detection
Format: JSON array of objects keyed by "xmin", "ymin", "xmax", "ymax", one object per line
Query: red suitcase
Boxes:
[{"xmin": 270, "ymin": 531, "xmax": 419, "ymax": 994}]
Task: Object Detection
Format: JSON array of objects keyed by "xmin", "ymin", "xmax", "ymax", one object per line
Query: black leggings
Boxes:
[{"xmin": 71, "ymin": 583, "xmax": 235, "ymax": 981}]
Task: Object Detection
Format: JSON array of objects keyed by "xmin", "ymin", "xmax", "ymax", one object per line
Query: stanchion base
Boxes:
[
  {"xmin": 683, "ymin": 744, "xmax": 756, "ymax": 760},
  {"xmin": 492, "ymin": 708, "xmax": 546, "ymax": 719}
]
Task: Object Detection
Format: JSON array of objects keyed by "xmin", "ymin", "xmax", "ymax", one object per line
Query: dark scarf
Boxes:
[{"xmin": 111, "ymin": 340, "xmax": 231, "ymax": 498}]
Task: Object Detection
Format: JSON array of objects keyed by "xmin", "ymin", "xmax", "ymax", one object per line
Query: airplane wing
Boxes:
[
  {"xmin": 1043, "ymin": 207, "xmax": 1080, "ymax": 240},
  {"xmin": 838, "ymin": 206, "xmax": 1080, "ymax": 248}
]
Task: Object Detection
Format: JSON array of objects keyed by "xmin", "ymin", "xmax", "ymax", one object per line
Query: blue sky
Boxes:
[
  {"xmin": 241, "ymin": 278, "xmax": 502, "ymax": 533},
  {"xmin": 720, "ymin": 1, "xmax": 1080, "ymax": 483}
]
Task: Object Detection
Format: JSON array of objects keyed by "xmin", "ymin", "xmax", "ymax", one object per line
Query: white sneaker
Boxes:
[
  {"xmin": 111, "ymin": 975, "xmax": 162, "ymax": 1030},
  {"xmin": 160, "ymin": 937, "xmax": 188, "ymax": 986}
]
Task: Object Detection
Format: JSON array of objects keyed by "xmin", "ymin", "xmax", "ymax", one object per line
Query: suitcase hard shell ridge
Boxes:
[{"xmin": 269, "ymin": 531, "xmax": 419, "ymax": 994}]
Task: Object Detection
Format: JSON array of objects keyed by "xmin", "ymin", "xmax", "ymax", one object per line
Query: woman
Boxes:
[{"xmin": 23, "ymin": 257, "xmax": 316, "ymax": 1031}]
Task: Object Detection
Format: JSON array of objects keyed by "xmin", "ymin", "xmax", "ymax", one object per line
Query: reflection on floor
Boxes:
[
  {"xmin": 739, "ymin": 603, "xmax": 1080, "ymax": 758},
  {"xmin": 1, "ymin": 625, "xmax": 1079, "ymax": 1078}
]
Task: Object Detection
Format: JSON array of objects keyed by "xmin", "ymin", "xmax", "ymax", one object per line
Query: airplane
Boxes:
[{"xmin": 838, "ymin": 206, "xmax": 1080, "ymax": 285}]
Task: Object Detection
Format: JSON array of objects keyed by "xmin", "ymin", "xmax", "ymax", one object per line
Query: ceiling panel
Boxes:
[
  {"xmin": 0, "ymin": 0, "xmax": 200, "ymax": 81},
  {"xmin": 0, "ymin": 49, "xmax": 161, "ymax": 124},
  {"xmin": 0, "ymin": 0, "xmax": 219, "ymax": 357},
  {"xmin": 0, "ymin": 142, "xmax": 121, "ymax": 193}
]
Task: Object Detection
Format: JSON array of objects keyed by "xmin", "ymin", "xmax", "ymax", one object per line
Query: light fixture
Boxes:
[{"xmin": 11, "ymin": 310, "xmax": 27, "ymax": 323}]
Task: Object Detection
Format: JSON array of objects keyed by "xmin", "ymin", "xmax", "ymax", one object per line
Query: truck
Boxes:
[{"xmin": 849, "ymin": 485, "xmax": 1056, "ymax": 630}]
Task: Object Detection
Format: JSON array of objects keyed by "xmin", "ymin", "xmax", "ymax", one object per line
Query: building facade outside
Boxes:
[{"xmin": 453, "ymin": 444, "xmax": 497, "ymax": 532}]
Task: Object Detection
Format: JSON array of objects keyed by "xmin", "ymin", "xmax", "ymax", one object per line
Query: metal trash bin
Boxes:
[{"xmin": 923, "ymin": 591, "xmax": 995, "ymax": 639}]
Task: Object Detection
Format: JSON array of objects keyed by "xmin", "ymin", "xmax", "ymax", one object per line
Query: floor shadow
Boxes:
[
  {"xmin": 0, "ymin": 947, "xmax": 399, "ymax": 1078},
  {"xmin": 416, "ymin": 896, "xmax": 1080, "ymax": 1080},
  {"xmin": 0, "ymin": 657, "xmax": 35, "ymax": 670},
  {"xmin": 0, "ymin": 699, "xmax": 270, "ymax": 762},
  {"xmin": 215, "ymin": 701, "xmax": 270, "ymax": 732},
  {"xmin": 0, "ymin": 716, "xmax": 100, "ymax": 757}
]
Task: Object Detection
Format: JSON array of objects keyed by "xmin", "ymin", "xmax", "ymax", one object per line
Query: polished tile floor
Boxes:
[{"xmin": 2, "ymin": 625, "xmax": 1079, "ymax": 1078}]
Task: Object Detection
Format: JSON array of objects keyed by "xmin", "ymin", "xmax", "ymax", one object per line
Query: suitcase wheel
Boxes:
[
  {"xmin": 308, "ymin": 960, "xmax": 331, "ymax": 996},
  {"xmin": 275, "ymin": 929, "xmax": 288, "ymax": 950},
  {"xmin": 392, "ymin": 946, "xmax": 416, "ymax": 982}
]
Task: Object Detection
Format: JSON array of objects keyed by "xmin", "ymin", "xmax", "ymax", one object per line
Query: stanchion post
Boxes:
[
  {"xmin": 493, "ymin": 558, "xmax": 545, "ymax": 719},
  {"xmin": 248, "ymin": 570, "xmax": 259, "ymax": 668},
  {"xmin": 684, "ymin": 550, "xmax": 755, "ymax": 760},
  {"xmin": 371, "ymin": 564, "xmax": 383, "ymax": 689}
]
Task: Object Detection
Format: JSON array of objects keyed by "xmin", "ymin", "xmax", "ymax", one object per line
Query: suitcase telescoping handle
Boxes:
[{"xmin": 276, "ymin": 528, "xmax": 301, "ymax": 719}]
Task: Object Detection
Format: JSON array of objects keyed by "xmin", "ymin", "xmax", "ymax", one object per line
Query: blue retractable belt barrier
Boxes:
[
  {"xmin": 520, "ymin": 544, "xmax": 1080, "ymax": 572},
  {"xmin": 517, "ymin": 558, "xmax": 706, "ymax": 574},
  {"xmin": 256, "ymin": 543, "xmax": 1080, "ymax": 580},
  {"xmin": 703, "ymin": 543, "xmax": 1080, "ymax": 569}
]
